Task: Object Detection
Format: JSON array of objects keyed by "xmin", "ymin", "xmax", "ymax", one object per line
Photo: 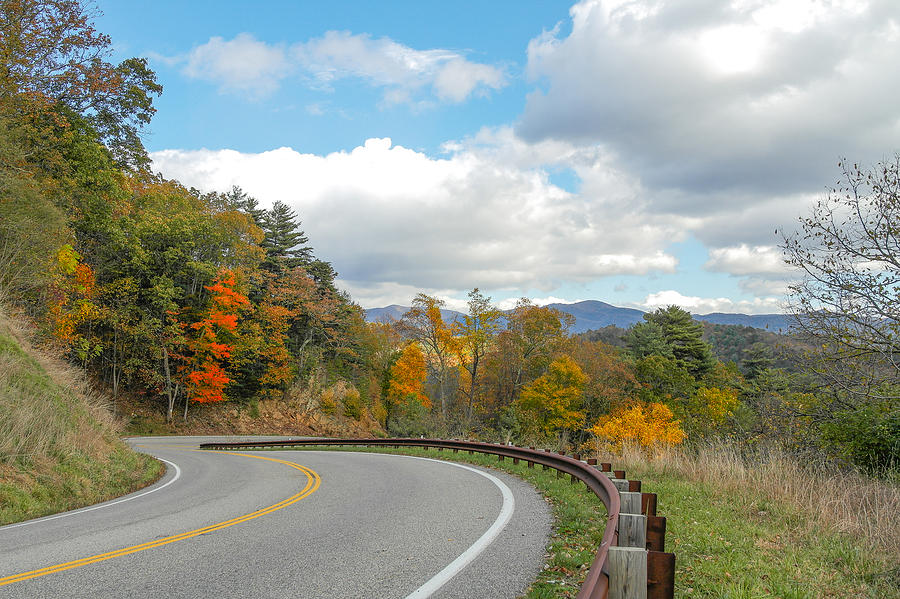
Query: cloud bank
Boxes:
[
  {"xmin": 151, "ymin": 135, "xmax": 684, "ymax": 307},
  {"xmin": 519, "ymin": 0, "xmax": 900, "ymax": 196}
]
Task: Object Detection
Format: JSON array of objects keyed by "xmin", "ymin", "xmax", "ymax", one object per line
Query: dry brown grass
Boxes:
[
  {"xmin": 595, "ymin": 442, "xmax": 900, "ymax": 559},
  {"xmin": 0, "ymin": 306, "xmax": 120, "ymax": 465}
]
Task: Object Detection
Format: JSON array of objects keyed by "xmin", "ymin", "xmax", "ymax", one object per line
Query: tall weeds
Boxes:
[
  {"xmin": 0, "ymin": 307, "xmax": 119, "ymax": 465},
  {"xmin": 595, "ymin": 442, "xmax": 900, "ymax": 558}
]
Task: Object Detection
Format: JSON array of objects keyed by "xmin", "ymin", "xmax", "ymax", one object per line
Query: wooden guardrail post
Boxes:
[
  {"xmin": 620, "ymin": 491, "xmax": 642, "ymax": 515},
  {"xmin": 608, "ymin": 546, "xmax": 647, "ymax": 599},
  {"xmin": 611, "ymin": 478, "xmax": 630, "ymax": 492},
  {"xmin": 618, "ymin": 513, "xmax": 647, "ymax": 548}
]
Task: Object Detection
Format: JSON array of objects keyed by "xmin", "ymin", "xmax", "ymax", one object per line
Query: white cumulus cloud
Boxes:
[
  {"xmin": 293, "ymin": 31, "xmax": 506, "ymax": 105},
  {"xmin": 183, "ymin": 33, "xmax": 291, "ymax": 96},
  {"xmin": 519, "ymin": 0, "xmax": 900, "ymax": 197},
  {"xmin": 150, "ymin": 135, "xmax": 682, "ymax": 308},
  {"xmin": 173, "ymin": 31, "xmax": 506, "ymax": 104},
  {"xmin": 640, "ymin": 290, "xmax": 784, "ymax": 315},
  {"xmin": 704, "ymin": 244, "xmax": 787, "ymax": 275}
]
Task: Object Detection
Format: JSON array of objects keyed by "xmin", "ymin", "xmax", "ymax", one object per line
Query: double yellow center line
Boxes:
[{"xmin": 0, "ymin": 450, "xmax": 320, "ymax": 587}]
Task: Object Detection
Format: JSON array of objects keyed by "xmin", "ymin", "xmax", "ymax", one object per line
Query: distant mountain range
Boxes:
[{"xmin": 364, "ymin": 300, "xmax": 793, "ymax": 333}]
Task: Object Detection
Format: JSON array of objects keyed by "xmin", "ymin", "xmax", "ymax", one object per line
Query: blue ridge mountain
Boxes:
[{"xmin": 364, "ymin": 300, "xmax": 791, "ymax": 333}]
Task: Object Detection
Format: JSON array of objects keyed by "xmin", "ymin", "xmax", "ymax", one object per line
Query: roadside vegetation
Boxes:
[
  {"xmin": 0, "ymin": 308, "xmax": 161, "ymax": 526},
  {"xmin": 605, "ymin": 444, "xmax": 900, "ymax": 599}
]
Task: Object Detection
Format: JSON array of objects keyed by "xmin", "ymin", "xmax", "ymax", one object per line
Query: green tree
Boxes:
[
  {"xmin": 261, "ymin": 201, "xmax": 312, "ymax": 270},
  {"xmin": 741, "ymin": 342, "xmax": 775, "ymax": 380},
  {"xmin": 625, "ymin": 320, "xmax": 673, "ymax": 360},
  {"xmin": 453, "ymin": 288, "xmax": 501, "ymax": 426},
  {"xmin": 226, "ymin": 185, "xmax": 266, "ymax": 227},
  {"xmin": 642, "ymin": 305, "xmax": 715, "ymax": 377},
  {"xmin": 0, "ymin": 0, "xmax": 162, "ymax": 169}
]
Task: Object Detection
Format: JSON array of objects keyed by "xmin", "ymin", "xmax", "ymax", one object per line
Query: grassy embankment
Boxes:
[
  {"xmin": 276, "ymin": 444, "xmax": 899, "ymax": 599},
  {"xmin": 0, "ymin": 310, "xmax": 162, "ymax": 525}
]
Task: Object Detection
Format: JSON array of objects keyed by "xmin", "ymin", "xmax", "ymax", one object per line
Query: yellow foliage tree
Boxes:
[
  {"xmin": 384, "ymin": 343, "xmax": 431, "ymax": 431},
  {"xmin": 589, "ymin": 401, "xmax": 686, "ymax": 452},
  {"xmin": 516, "ymin": 355, "xmax": 586, "ymax": 443},
  {"xmin": 683, "ymin": 386, "xmax": 740, "ymax": 436}
]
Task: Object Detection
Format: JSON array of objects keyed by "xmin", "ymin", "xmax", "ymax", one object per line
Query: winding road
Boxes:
[{"xmin": 0, "ymin": 436, "xmax": 551, "ymax": 598}]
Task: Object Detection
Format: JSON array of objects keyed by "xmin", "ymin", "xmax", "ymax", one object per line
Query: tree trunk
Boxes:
[{"xmin": 163, "ymin": 345, "xmax": 174, "ymax": 423}]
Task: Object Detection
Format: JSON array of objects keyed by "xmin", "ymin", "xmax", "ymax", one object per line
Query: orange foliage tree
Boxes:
[
  {"xmin": 180, "ymin": 269, "xmax": 249, "ymax": 406},
  {"xmin": 589, "ymin": 401, "xmax": 686, "ymax": 452},
  {"xmin": 397, "ymin": 294, "xmax": 457, "ymax": 420}
]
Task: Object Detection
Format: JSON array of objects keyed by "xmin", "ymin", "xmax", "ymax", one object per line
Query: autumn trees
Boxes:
[
  {"xmin": 382, "ymin": 292, "xmax": 694, "ymax": 450},
  {"xmin": 0, "ymin": 0, "xmax": 382, "ymax": 428},
  {"xmin": 0, "ymin": 0, "xmax": 161, "ymax": 170}
]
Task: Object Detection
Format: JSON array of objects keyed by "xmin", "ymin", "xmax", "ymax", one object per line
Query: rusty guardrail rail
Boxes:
[{"xmin": 199, "ymin": 438, "xmax": 674, "ymax": 599}]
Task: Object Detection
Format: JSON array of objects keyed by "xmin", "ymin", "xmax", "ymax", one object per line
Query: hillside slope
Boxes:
[{"xmin": 0, "ymin": 309, "xmax": 162, "ymax": 525}]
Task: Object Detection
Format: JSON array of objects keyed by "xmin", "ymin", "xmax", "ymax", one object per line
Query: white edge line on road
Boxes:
[
  {"xmin": 0, "ymin": 457, "xmax": 182, "ymax": 531},
  {"xmin": 400, "ymin": 456, "xmax": 515, "ymax": 599}
]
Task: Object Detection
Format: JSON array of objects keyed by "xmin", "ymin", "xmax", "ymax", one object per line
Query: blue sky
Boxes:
[{"xmin": 96, "ymin": 0, "xmax": 900, "ymax": 314}]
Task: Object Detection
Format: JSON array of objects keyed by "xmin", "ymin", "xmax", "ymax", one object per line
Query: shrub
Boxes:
[
  {"xmin": 589, "ymin": 401, "xmax": 686, "ymax": 452},
  {"xmin": 820, "ymin": 400, "xmax": 900, "ymax": 474},
  {"xmin": 319, "ymin": 388, "xmax": 337, "ymax": 415},
  {"xmin": 342, "ymin": 388, "xmax": 363, "ymax": 421}
]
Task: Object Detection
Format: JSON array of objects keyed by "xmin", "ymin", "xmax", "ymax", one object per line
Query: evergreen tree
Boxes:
[
  {"xmin": 304, "ymin": 258, "xmax": 333, "ymax": 284},
  {"xmin": 741, "ymin": 342, "xmax": 775, "ymax": 380},
  {"xmin": 226, "ymin": 186, "xmax": 266, "ymax": 227},
  {"xmin": 261, "ymin": 201, "xmax": 312, "ymax": 270},
  {"xmin": 625, "ymin": 320, "xmax": 673, "ymax": 360},
  {"xmin": 644, "ymin": 306, "xmax": 715, "ymax": 377}
]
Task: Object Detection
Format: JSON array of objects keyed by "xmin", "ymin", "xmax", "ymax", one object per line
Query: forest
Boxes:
[{"xmin": 1, "ymin": 0, "xmax": 897, "ymax": 477}]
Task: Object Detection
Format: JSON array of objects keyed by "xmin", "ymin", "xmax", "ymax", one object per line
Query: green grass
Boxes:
[
  {"xmin": 640, "ymin": 469, "xmax": 899, "ymax": 599},
  {"xmin": 0, "ymin": 447, "xmax": 162, "ymax": 526},
  {"xmin": 260, "ymin": 445, "xmax": 899, "ymax": 599}
]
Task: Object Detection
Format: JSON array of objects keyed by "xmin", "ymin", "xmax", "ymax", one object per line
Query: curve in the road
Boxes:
[
  {"xmin": 402, "ymin": 457, "xmax": 514, "ymax": 599},
  {"xmin": 0, "ymin": 451, "xmax": 320, "ymax": 587}
]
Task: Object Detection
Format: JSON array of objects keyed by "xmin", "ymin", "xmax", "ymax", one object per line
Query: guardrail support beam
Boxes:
[
  {"xmin": 647, "ymin": 551, "xmax": 675, "ymax": 599},
  {"xmin": 647, "ymin": 516, "xmax": 667, "ymax": 552}
]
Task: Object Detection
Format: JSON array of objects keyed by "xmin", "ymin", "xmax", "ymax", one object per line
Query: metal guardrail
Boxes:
[{"xmin": 199, "ymin": 437, "xmax": 674, "ymax": 599}]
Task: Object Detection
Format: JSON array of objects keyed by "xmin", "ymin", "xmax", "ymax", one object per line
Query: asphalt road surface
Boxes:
[{"xmin": 0, "ymin": 436, "xmax": 551, "ymax": 598}]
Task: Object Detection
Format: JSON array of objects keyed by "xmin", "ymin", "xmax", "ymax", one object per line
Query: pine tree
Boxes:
[
  {"xmin": 644, "ymin": 306, "xmax": 715, "ymax": 377},
  {"xmin": 226, "ymin": 186, "xmax": 266, "ymax": 227},
  {"xmin": 261, "ymin": 201, "xmax": 312, "ymax": 270},
  {"xmin": 741, "ymin": 342, "xmax": 775, "ymax": 380}
]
